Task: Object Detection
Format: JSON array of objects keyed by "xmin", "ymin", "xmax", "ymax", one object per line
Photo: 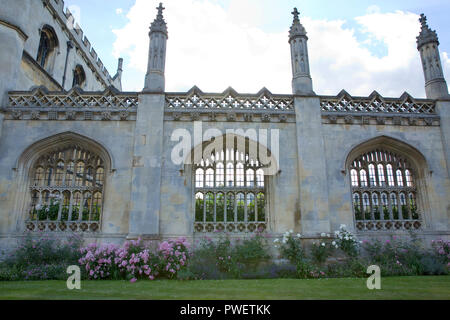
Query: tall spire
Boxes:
[
  {"xmin": 416, "ymin": 13, "xmax": 448, "ymax": 99},
  {"xmin": 144, "ymin": 3, "xmax": 168, "ymax": 93},
  {"xmin": 288, "ymin": 8, "xmax": 314, "ymax": 95}
]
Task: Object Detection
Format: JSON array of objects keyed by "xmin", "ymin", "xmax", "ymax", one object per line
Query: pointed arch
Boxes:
[
  {"xmin": 14, "ymin": 132, "xmax": 113, "ymax": 233},
  {"xmin": 344, "ymin": 135, "xmax": 429, "ymax": 175},
  {"xmin": 345, "ymin": 135, "xmax": 430, "ymax": 232},
  {"xmin": 16, "ymin": 131, "xmax": 113, "ymax": 173}
]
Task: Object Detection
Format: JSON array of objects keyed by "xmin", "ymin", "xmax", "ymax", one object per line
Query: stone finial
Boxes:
[
  {"xmin": 289, "ymin": 7, "xmax": 307, "ymax": 41},
  {"xmin": 150, "ymin": 2, "xmax": 168, "ymax": 37},
  {"xmin": 416, "ymin": 13, "xmax": 438, "ymax": 49}
]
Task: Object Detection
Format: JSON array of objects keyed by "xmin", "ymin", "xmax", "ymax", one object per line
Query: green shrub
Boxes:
[
  {"xmin": 334, "ymin": 225, "xmax": 359, "ymax": 257},
  {"xmin": 0, "ymin": 232, "xmax": 84, "ymax": 280},
  {"xmin": 310, "ymin": 240, "xmax": 334, "ymax": 264},
  {"xmin": 274, "ymin": 230, "xmax": 304, "ymax": 265}
]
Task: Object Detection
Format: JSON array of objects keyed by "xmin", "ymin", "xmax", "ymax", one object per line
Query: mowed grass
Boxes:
[{"xmin": 0, "ymin": 276, "xmax": 449, "ymax": 300}]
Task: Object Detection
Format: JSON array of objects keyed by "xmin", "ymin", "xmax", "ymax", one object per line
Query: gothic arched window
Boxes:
[
  {"xmin": 27, "ymin": 145, "xmax": 105, "ymax": 233},
  {"xmin": 72, "ymin": 65, "xmax": 86, "ymax": 88},
  {"xmin": 193, "ymin": 137, "xmax": 268, "ymax": 233},
  {"xmin": 349, "ymin": 148, "xmax": 421, "ymax": 231},
  {"xmin": 36, "ymin": 25, "xmax": 58, "ymax": 69}
]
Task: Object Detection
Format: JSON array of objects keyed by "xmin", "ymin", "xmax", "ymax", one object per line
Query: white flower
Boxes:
[
  {"xmin": 335, "ymin": 245, "xmax": 339, "ymax": 249},
  {"xmin": 332, "ymin": 241, "xmax": 336, "ymax": 246},
  {"xmin": 321, "ymin": 242, "xmax": 325, "ymax": 247},
  {"xmin": 326, "ymin": 233, "xmax": 330, "ymax": 237},
  {"xmin": 359, "ymin": 241, "xmax": 363, "ymax": 244},
  {"xmin": 35, "ymin": 204, "xmax": 42, "ymax": 210},
  {"xmin": 344, "ymin": 236, "xmax": 349, "ymax": 240},
  {"xmin": 289, "ymin": 229, "xmax": 293, "ymax": 234},
  {"xmin": 273, "ymin": 239, "xmax": 279, "ymax": 243},
  {"xmin": 320, "ymin": 232, "xmax": 326, "ymax": 237},
  {"xmin": 282, "ymin": 239, "xmax": 287, "ymax": 244},
  {"xmin": 296, "ymin": 233, "xmax": 301, "ymax": 238},
  {"xmin": 45, "ymin": 207, "xmax": 50, "ymax": 212},
  {"xmin": 340, "ymin": 224, "xmax": 346, "ymax": 230},
  {"xmin": 334, "ymin": 231, "xmax": 340, "ymax": 236}
]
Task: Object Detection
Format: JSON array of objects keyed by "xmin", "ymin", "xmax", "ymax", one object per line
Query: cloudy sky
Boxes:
[{"xmin": 64, "ymin": 0, "xmax": 450, "ymax": 98}]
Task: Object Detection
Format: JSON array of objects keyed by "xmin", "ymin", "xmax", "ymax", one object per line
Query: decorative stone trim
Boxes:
[
  {"xmin": 12, "ymin": 110, "xmax": 23, "ymax": 120},
  {"xmin": 320, "ymin": 90, "xmax": 436, "ymax": 114},
  {"xmin": 261, "ymin": 114, "xmax": 271, "ymax": 122},
  {"xmin": 227, "ymin": 112, "xmax": 237, "ymax": 122},
  {"xmin": 25, "ymin": 220, "xmax": 100, "ymax": 233},
  {"xmin": 355, "ymin": 220, "xmax": 421, "ymax": 231},
  {"xmin": 48, "ymin": 111, "xmax": 58, "ymax": 120},
  {"xmin": 119, "ymin": 110, "xmax": 129, "ymax": 121},
  {"xmin": 5, "ymin": 87, "xmax": 138, "ymax": 121},
  {"xmin": 244, "ymin": 113, "xmax": 253, "ymax": 122},
  {"xmin": 344, "ymin": 115, "xmax": 353, "ymax": 124},
  {"xmin": 190, "ymin": 112, "xmax": 200, "ymax": 121},
  {"xmin": 322, "ymin": 113, "xmax": 440, "ymax": 126},
  {"xmin": 208, "ymin": 112, "xmax": 216, "ymax": 121},
  {"xmin": 84, "ymin": 111, "xmax": 93, "ymax": 120},
  {"xmin": 166, "ymin": 86, "xmax": 294, "ymax": 113},
  {"xmin": 376, "ymin": 116, "xmax": 385, "ymax": 125},
  {"xmin": 30, "ymin": 111, "xmax": 40, "ymax": 120},
  {"xmin": 101, "ymin": 111, "xmax": 112, "ymax": 121},
  {"xmin": 194, "ymin": 222, "xmax": 267, "ymax": 234}
]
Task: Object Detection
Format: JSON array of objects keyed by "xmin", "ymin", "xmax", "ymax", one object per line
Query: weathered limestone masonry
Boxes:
[{"xmin": 0, "ymin": 3, "xmax": 449, "ymax": 254}]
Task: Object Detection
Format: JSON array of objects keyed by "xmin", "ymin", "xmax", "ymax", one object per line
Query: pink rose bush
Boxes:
[
  {"xmin": 431, "ymin": 239, "xmax": 450, "ymax": 266},
  {"xmin": 78, "ymin": 237, "xmax": 190, "ymax": 281}
]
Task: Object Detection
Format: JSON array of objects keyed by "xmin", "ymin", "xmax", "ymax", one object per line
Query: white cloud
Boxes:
[
  {"xmin": 116, "ymin": 8, "xmax": 123, "ymax": 15},
  {"xmin": 112, "ymin": 0, "xmax": 450, "ymax": 98}
]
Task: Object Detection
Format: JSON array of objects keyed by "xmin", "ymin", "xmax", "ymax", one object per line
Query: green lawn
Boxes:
[{"xmin": 0, "ymin": 276, "xmax": 449, "ymax": 300}]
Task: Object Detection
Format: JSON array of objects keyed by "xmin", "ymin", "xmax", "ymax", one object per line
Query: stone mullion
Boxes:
[
  {"xmin": 395, "ymin": 192, "xmax": 401, "ymax": 220},
  {"xmin": 224, "ymin": 192, "xmax": 227, "ymax": 223},
  {"xmin": 244, "ymin": 192, "xmax": 248, "ymax": 223},
  {"xmin": 374, "ymin": 161, "xmax": 381, "ymax": 187},
  {"xmin": 403, "ymin": 192, "xmax": 411, "ymax": 220},
  {"xmin": 78, "ymin": 193, "xmax": 84, "ymax": 222},
  {"xmin": 57, "ymin": 189, "xmax": 63, "ymax": 221},
  {"xmin": 213, "ymin": 192, "xmax": 217, "ymax": 223},
  {"xmin": 234, "ymin": 192, "xmax": 237, "ymax": 223},
  {"xmin": 375, "ymin": 193, "xmax": 382, "ymax": 220},
  {"xmin": 88, "ymin": 191, "xmax": 94, "ymax": 221},
  {"xmin": 369, "ymin": 192, "xmax": 375, "ymax": 220},
  {"xmin": 203, "ymin": 191, "xmax": 206, "ymax": 223},
  {"xmin": 68, "ymin": 191, "xmax": 74, "ymax": 221},
  {"xmin": 387, "ymin": 192, "xmax": 394, "ymax": 220},
  {"xmin": 255, "ymin": 192, "xmax": 258, "ymax": 222}
]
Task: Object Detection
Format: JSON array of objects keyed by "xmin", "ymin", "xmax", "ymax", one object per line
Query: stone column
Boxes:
[
  {"xmin": 294, "ymin": 97, "xmax": 331, "ymax": 235},
  {"xmin": 128, "ymin": 93, "xmax": 165, "ymax": 238},
  {"xmin": 128, "ymin": 3, "xmax": 168, "ymax": 238}
]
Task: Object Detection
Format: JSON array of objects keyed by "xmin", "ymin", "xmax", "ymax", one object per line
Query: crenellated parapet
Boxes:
[
  {"xmin": 320, "ymin": 90, "xmax": 439, "ymax": 126},
  {"xmin": 43, "ymin": 0, "xmax": 121, "ymax": 89}
]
